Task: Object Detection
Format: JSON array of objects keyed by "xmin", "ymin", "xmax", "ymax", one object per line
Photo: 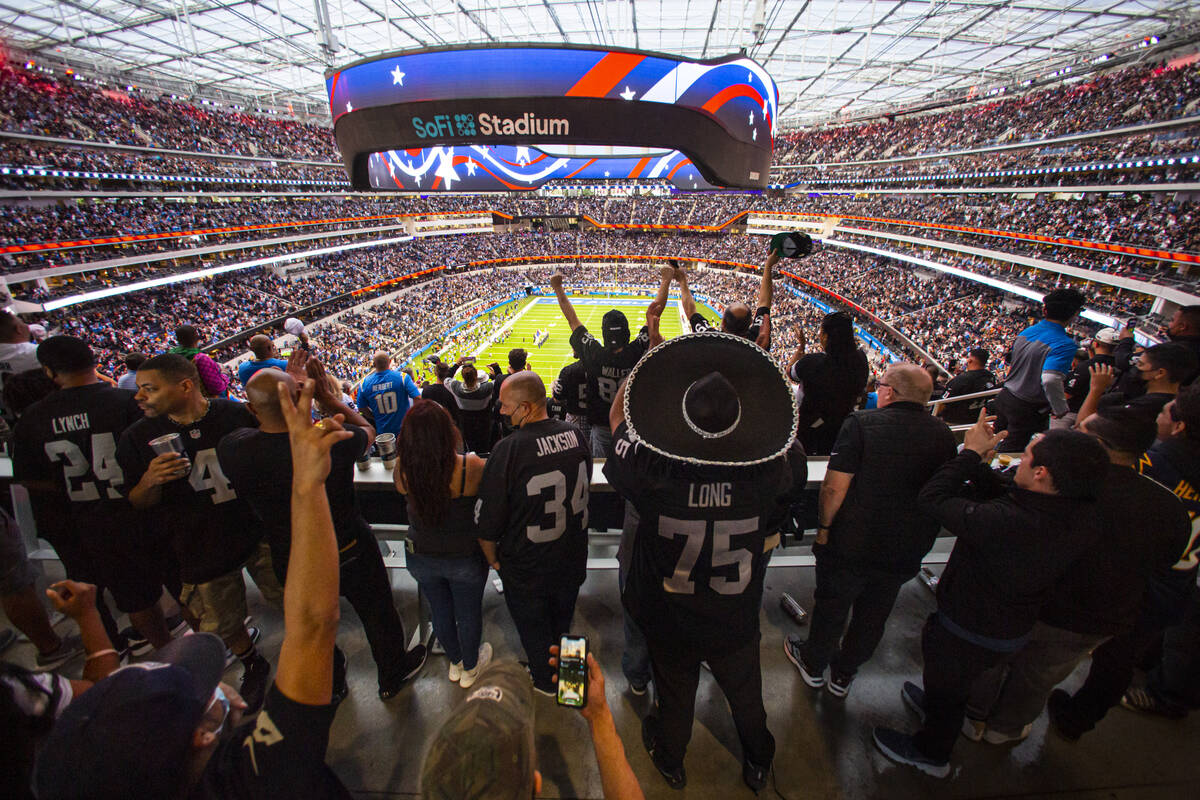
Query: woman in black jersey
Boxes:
[
  {"xmin": 393, "ymin": 400, "xmax": 493, "ymax": 688},
  {"xmin": 788, "ymin": 312, "xmax": 871, "ymax": 456}
]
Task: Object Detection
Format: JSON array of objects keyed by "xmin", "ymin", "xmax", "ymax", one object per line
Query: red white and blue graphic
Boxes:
[
  {"xmin": 327, "ymin": 45, "xmax": 777, "ymax": 143},
  {"xmin": 327, "ymin": 45, "xmax": 776, "ymax": 190},
  {"xmin": 367, "ymin": 144, "xmax": 713, "ymax": 192}
]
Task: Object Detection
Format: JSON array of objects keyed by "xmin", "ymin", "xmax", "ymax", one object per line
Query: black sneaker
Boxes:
[
  {"xmin": 901, "ymin": 681, "xmax": 927, "ymax": 725},
  {"xmin": 166, "ymin": 614, "xmax": 190, "ymax": 638},
  {"xmin": 782, "ymin": 635, "xmax": 825, "ymax": 689},
  {"xmin": 0, "ymin": 628, "xmax": 17, "ymax": 654},
  {"xmin": 742, "ymin": 759, "xmax": 770, "ymax": 793},
  {"xmin": 332, "ymin": 674, "xmax": 350, "ymax": 707},
  {"xmin": 1047, "ymin": 688, "xmax": 1086, "ymax": 742},
  {"xmin": 121, "ymin": 627, "xmax": 153, "ymax": 657},
  {"xmin": 379, "ymin": 645, "xmax": 428, "ymax": 700},
  {"xmin": 34, "ymin": 634, "xmax": 83, "ymax": 673},
  {"xmin": 239, "ymin": 655, "xmax": 272, "ymax": 715},
  {"xmin": 827, "ymin": 670, "xmax": 853, "ymax": 699},
  {"xmin": 872, "ymin": 727, "xmax": 950, "ymax": 779},
  {"xmin": 641, "ymin": 717, "xmax": 686, "ymax": 789}
]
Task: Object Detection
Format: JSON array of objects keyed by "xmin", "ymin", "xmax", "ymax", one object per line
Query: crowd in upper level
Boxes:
[{"xmin": 773, "ymin": 60, "xmax": 1200, "ymax": 164}]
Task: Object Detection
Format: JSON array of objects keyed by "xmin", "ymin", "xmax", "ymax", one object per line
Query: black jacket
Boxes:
[
  {"xmin": 1040, "ymin": 462, "xmax": 1190, "ymax": 636},
  {"xmin": 823, "ymin": 402, "xmax": 957, "ymax": 575},
  {"xmin": 919, "ymin": 451, "xmax": 1097, "ymax": 643}
]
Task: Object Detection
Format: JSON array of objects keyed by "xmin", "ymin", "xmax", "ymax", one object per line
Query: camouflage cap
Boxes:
[{"xmin": 420, "ymin": 661, "xmax": 536, "ymax": 800}]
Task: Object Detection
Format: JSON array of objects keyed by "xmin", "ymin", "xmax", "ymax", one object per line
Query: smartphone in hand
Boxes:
[{"xmin": 556, "ymin": 634, "xmax": 588, "ymax": 708}]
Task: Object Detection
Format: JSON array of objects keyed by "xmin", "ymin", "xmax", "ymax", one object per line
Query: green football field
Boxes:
[{"xmin": 413, "ymin": 294, "xmax": 719, "ymax": 389}]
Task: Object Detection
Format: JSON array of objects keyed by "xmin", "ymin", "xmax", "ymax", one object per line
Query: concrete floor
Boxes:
[{"xmin": 7, "ymin": 548, "xmax": 1200, "ymax": 799}]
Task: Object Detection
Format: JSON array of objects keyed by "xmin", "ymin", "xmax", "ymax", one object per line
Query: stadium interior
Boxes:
[{"xmin": 3, "ymin": 2, "xmax": 1200, "ymax": 798}]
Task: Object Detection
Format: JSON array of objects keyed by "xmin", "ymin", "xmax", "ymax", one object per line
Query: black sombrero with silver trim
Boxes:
[{"xmin": 623, "ymin": 331, "xmax": 798, "ymax": 466}]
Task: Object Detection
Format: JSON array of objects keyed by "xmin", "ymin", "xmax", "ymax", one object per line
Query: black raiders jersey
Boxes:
[
  {"xmin": 475, "ymin": 418, "xmax": 592, "ymax": 592},
  {"xmin": 554, "ymin": 360, "xmax": 589, "ymax": 417},
  {"xmin": 116, "ymin": 399, "xmax": 261, "ymax": 584},
  {"xmin": 12, "ymin": 384, "xmax": 142, "ymax": 525},
  {"xmin": 569, "ymin": 325, "xmax": 650, "ymax": 426},
  {"xmin": 940, "ymin": 369, "xmax": 998, "ymax": 424},
  {"xmin": 603, "ymin": 422, "xmax": 803, "ymax": 649}
]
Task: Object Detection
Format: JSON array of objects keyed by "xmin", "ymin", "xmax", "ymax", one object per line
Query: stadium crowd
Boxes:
[
  {"xmin": 6, "ymin": 261, "xmax": 1199, "ymax": 797},
  {"xmin": 773, "ymin": 60, "xmax": 1200, "ymax": 164}
]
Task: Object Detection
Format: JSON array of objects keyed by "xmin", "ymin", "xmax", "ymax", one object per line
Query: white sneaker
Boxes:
[
  {"xmin": 458, "ymin": 643, "xmax": 493, "ymax": 689},
  {"xmin": 448, "ymin": 661, "xmax": 463, "ymax": 683}
]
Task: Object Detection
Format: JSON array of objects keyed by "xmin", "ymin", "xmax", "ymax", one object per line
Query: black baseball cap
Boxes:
[
  {"xmin": 602, "ymin": 309, "xmax": 630, "ymax": 348},
  {"xmin": 35, "ymin": 633, "xmax": 227, "ymax": 799}
]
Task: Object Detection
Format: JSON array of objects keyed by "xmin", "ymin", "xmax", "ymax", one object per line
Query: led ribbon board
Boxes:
[{"xmin": 327, "ymin": 44, "xmax": 777, "ymax": 191}]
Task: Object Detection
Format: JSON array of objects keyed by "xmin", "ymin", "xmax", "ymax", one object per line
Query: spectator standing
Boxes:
[
  {"xmin": 993, "ymin": 289, "xmax": 1085, "ymax": 451},
  {"xmin": 116, "ymin": 352, "xmax": 147, "ymax": 391},
  {"xmin": 0, "ymin": 311, "xmax": 40, "ymax": 414},
  {"xmin": 1077, "ymin": 342, "xmax": 1198, "ymax": 427},
  {"xmin": 936, "ymin": 348, "xmax": 997, "ymax": 425},
  {"xmin": 965, "ymin": 407, "xmax": 1187, "ymax": 744},
  {"xmin": 36, "ymin": 377, "xmax": 356, "ymax": 798},
  {"xmin": 550, "ymin": 268, "xmax": 668, "ymax": 456},
  {"xmin": 116, "ymin": 354, "xmax": 280, "ymax": 712},
  {"xmin": 1047, "ymin": 387, "xmax": 1200, "ymax": 740},
  {"xmin": 787, "ymin": 311, "xmax": 871, "ymax": 456},
  {"xmin": 786, "ymin": 364, "xmax": 956, "ymax": 697},
  {"xmin": 394, "ymin": 399, "xmax": 492, "ymax": 687},
  {"xmin": 475, "ymin": 372, "xmax": 591, "ymax": 695},
  {"xmin": 605, "ymin": 333, "xmax": 805, "ymax": 791},
  {"xmin": 1162, "ymin": 304, "xmax": 1200, "ymax": 378},
  {"xmin": 169, "ymin": 325, "xmax": 231, "ymax": 399},
  {"xmin": 13, "ymin": 336, "xmax": 173, "ymax": 653},
  {"xmin": 873, "ymin": 424, "xmax": 1108, "ymax": 777},
  {"xmin": 444, "ymin": 358, "xmax": 495, "ymax": 454},
  {"xmin": 0, "ymin": 507, "xmax": 83, "ymax": 671},
  {"xmin": 1064, "ymin": 329, "xmax": 1117, "ymax": 420},
  {"xmin": 357, "ymin": 351, "xmax": 421, "ymax": 436},
  {"xmin": 677, "ymin": 248, "xmax": 779, "ymax": 350},
  {"xmin": 552, "ymin": 344, "xmax": 590, "ymax": 442},
  {"xmin": 220, "ymin": 362, "xmax": 426, "ymax": 702},
  {"xmin": 237, "ymin": 335, "xmax": 286, "ymax": 388}
]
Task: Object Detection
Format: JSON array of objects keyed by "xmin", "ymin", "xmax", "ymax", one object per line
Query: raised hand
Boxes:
[{"xmin": 278, "ymin": 378, "xmax": 353, "ymax": 490}]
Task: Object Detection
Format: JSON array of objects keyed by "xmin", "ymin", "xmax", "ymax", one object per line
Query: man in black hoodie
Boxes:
[
  {"xmin": 962, "ymin": 406, "xmax": 1189, "ymax": 744},
  {"xmin": 1047, "ymin": 386, "xmax": 1200, "ymax": 739},
  {"xmin": 872, "ymin": 418, "xmax": 1108, "ymax": 777}
]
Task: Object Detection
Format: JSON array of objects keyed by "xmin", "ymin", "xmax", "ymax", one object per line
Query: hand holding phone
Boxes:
[{"xmin": 553, "ymin": 634, "xmax": 589, "ymax": 709}]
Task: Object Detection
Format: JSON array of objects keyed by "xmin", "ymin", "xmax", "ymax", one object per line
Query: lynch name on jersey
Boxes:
[
  {"xmin": 51, "ymin": 413, "xmax": 91, "ymax": 434},
  {"xmin": 534, "ymin": 429, "xmax": 585, "ymax": 458}
]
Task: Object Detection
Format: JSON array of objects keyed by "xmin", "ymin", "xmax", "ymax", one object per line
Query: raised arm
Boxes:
[
  {"xmin": 646, "ymin": 266, "xmax": 673, "ymax": 348},
  {"xmin": 309, "ymin": 358, "xmax": 375, "ymax": 449},
  {"xmin": 758, "ymin": 247, "xmax": 780, "ymax": 311},
  {"xmin": 550, "ymin": 270, "xmax": 584, "ymax": 331},
  {"xmin": 45, "ymin": 580, "xmax": 120, "ymax": 684},
  {"xmin": 274, "ymin": 378, "xmax": 352, "ymax": 706},
  {"xmin": 673, "ymin": 261, "xmax": 697, "ymax": 320}
]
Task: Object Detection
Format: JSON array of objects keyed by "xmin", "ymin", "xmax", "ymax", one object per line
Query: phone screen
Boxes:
[{"xmin": 556, "ymin": 634, "xmax": 588, "ymax": 708}]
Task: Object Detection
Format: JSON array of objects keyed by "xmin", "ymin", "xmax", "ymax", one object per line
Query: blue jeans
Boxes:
[
  {"xmin": 590, "ymin": 425, "xmax": 613, "ymax": 459},
  {"xmin": 406, "ymin": 552, "xmax": 488, "ymax": 669}
]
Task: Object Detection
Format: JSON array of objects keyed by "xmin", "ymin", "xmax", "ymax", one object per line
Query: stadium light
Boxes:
[{"xmin": 42, "ymin": 234, "xmax": 416, "ymax": 312}]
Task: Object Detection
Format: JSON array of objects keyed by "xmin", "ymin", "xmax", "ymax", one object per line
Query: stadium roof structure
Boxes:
[{"xmin": 5, "ymin": 1, "xmax": 1200, "ymax": 126}]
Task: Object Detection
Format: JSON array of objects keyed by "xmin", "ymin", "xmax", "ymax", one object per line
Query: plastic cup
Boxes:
[
  {"xmin": 376, "ymin": 433, "xmax": 398, "ymax": 471},
  {"xmin": 149, "ymin": 433, "xmax": 190, "ymax": 475}
]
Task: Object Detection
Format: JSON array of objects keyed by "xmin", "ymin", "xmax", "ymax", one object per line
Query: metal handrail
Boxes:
[{"xmin": 926, "ymin": 387, "xmax": 1002, "ymax": 407}]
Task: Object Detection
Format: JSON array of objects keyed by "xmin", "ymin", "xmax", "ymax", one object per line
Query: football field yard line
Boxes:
[
  {"xmin": 469, "ymin": 297, "xmax": 539, "ymax": 358},
  {"xmin": 471, "ymin": 295, "xmax": 711, "ymax": 388}
]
